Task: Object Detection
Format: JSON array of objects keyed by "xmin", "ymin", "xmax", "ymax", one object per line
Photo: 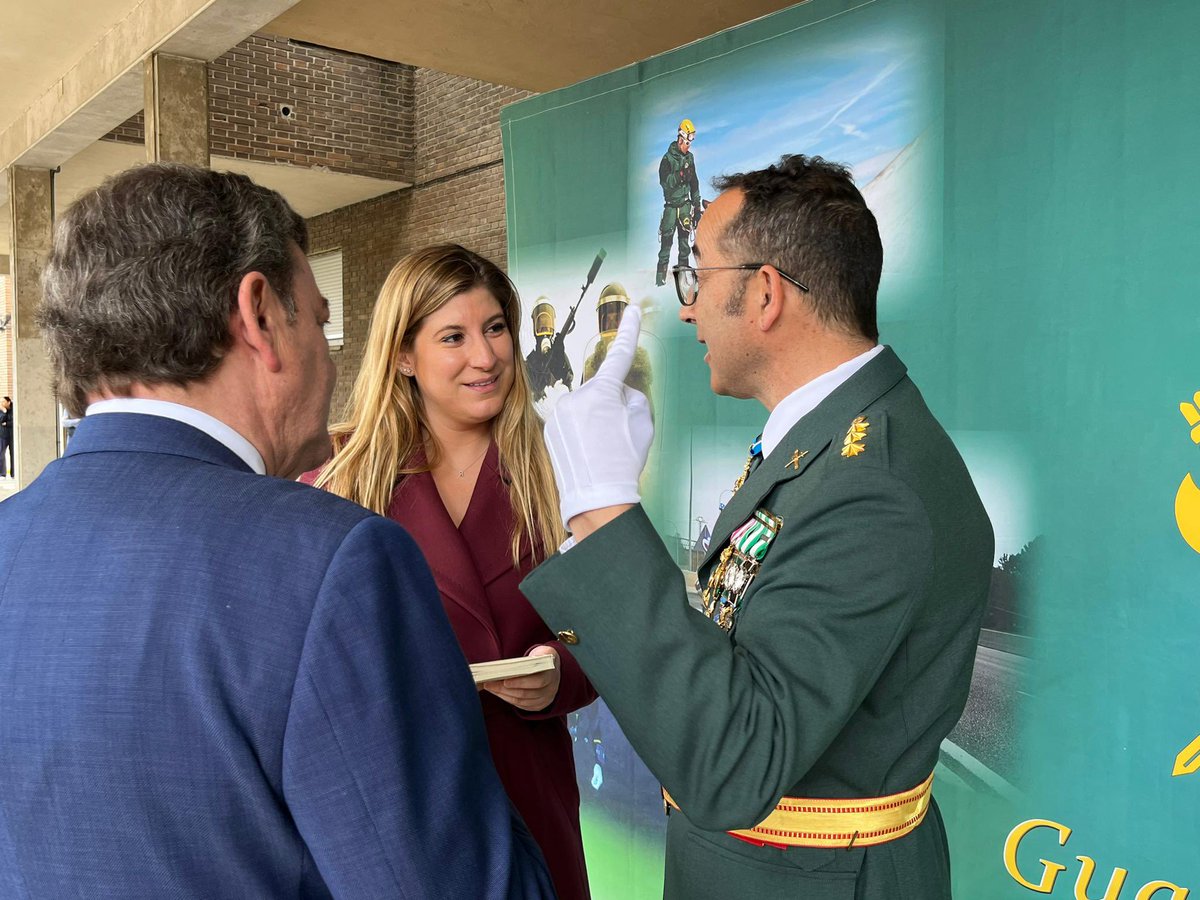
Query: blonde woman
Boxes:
[{"xmin": 304, "ymin": 244, "xmax": 594, "ymax": 899}]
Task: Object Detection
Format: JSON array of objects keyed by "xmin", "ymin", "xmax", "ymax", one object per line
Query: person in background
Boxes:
[
  {"xmin": 0, "ymin": 164, "xmax": 554, "ymax": 899},
  {"xmin": 308, "ymin": 243, "xmax": 595, "ymax": 899},
  {"xmin": 0, "ymin": 396, "xmax": 14, "ymax": 476}
]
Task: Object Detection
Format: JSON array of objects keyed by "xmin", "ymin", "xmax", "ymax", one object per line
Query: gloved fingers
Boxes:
[
  {"xmin": 622, "ymin": 387, "xmax": 655, "ymax": 463},
  {"xmin": 594, "ymin": 305, "xmax": 642, "ymax": 385}
]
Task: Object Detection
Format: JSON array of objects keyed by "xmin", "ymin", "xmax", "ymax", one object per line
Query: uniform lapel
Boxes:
[
  {"xmin": 697, "ymin": 347, "xmax": 909, "ymax": 574},
  {"xmin": 700, "ymin": 438, "xmax": 828, "ymax": 574}
]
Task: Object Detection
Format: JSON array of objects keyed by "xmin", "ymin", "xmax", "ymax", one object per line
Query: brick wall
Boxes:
[
  {"xmin": 308, "ymin": 165, "xmax": 511, "ymax": 418},
  {"xmin": 210, "ymin": 37, "xmax": 414, "ymax": 181},
  {"xmin": 103, "ymin": 35, "xmax": 415, "ymax": 183},
  {"xmin": 415, "ymin": 69, "xmax": 527, "ymax": 183},
  {"xmin": 307, "ymin": 69, "xmax": 531, "ymax": 419},
  {"xmin": 103, "ymin": 113, "xmax": 143, "ymax": 146}
]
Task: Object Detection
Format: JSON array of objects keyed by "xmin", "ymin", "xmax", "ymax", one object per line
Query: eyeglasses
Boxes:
[{"xmin": 671, "ymin": 264, "xmax": 809, "ymax": 307}]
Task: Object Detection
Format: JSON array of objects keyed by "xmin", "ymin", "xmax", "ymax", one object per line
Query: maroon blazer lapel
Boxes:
[
  {"xmin": 458, "ymin": 443, "xmax": 533, "ymax": 586},
  {"xmin": 387, "ymin": 461, "xmax": 501, "ymax": 660}
]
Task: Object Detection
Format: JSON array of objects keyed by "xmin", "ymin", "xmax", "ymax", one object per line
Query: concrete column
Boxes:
[
  {"xmin": 144, "ymin": 53, "xmax": 209, "ymax": 166},
  {"xmin": 7, "ymin": 166, "xmax": 58, "ymax": 487}
]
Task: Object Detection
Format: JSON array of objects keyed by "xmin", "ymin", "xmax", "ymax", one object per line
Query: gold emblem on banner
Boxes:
[
  {"xmin": 1173, "ymin": 733, "xmax": 1200, "ymax": 777},
  {"xmin": 1174, "ymin": 392, "xmax": 1200, "ymax": 554},
  {"xmin": 841, "ymin": 416, "xmax": 869, "ymax": 458}
]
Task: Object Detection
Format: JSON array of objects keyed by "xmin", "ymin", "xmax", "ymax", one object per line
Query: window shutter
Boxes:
[{"xmin": 309, "ymin": 250, "xmax": 344, "ymax": 348}]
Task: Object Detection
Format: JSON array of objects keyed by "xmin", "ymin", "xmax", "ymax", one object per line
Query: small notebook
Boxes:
[{"xmin": 469, "ymin": 654, "xmax": 556, "ymax": 685}]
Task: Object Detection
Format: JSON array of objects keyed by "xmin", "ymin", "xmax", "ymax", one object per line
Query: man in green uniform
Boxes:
[
  {"xmin": 656, "ymin": 118, "xmax": 702, "ymax": 287},
  {"xmin": 522, "ymin": 155, "xmax": 994, "ymax": 898}
]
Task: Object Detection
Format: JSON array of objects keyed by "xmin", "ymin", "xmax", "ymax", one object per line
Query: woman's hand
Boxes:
[{"xmin": 482, "ymin": 645, "xmax": 560, "ymax": 712}]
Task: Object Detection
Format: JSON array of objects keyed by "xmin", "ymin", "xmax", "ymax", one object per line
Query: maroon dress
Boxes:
[{"xmin": 312, "ymin": 444, "xmax": 595, "ymax": 899}]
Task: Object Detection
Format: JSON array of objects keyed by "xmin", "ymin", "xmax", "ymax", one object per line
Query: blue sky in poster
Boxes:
[
  {"xmin": 622, "ymin": 16, "xmax": 933, "ymax": 303},
  {"xmin": 635, "ymin": 23, "xmax": 925, "ymax": 198}
]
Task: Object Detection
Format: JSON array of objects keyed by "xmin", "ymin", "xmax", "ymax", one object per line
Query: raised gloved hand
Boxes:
[{"xmin": 543, "ymin": 305, "xmax": 654, "ymax": 529}]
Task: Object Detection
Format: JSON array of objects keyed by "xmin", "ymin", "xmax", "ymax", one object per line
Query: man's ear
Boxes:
[
  {"xmin": 231, "ymin": 271, "xmax": 284, "ymax": 373},
  {"xmin": 757, "ymin": 266, "xmax": 786, "ymax": 332}
]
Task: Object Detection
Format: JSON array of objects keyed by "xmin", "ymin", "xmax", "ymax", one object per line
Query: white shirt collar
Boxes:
[
  {"xmin": 760, "ymin": 344, "xmax": 884, "ymax": 459},
  {"xmin": 85, "ymin": 398, "xmax": 266, "ymax": 475}
]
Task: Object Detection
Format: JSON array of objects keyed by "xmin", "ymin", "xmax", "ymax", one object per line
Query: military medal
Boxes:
[
  {"xmin": 701, "ymin": 508, "xmax": 783, "ymax": 631},
  {"xmin": 730, "ymin": 435, "xmax": 763, "ymax": 494}
]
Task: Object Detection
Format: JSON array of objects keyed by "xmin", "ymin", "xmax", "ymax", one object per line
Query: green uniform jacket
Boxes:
[
  {"xmin": 659, "ymin": 141, "xmax": 700, "ymax": 211},
  {"xmin": 521, "ymin": 348, "xmax": 994, "ymax": 899}
]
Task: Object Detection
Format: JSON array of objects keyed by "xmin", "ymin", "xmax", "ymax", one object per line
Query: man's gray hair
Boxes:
[{"xmin": 39, "ymin": 164, "xmax": 308, "ymax": 416}]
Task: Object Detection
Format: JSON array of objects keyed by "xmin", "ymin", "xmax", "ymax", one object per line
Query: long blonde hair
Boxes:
[{"xmin": 316, "ymin": 244, "xmax": 563, "ymax": 564}]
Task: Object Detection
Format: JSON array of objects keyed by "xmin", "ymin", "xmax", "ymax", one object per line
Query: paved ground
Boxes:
[{"xmin": 948, "ymin": 644, "xmax": 1027, "ymax": 782}]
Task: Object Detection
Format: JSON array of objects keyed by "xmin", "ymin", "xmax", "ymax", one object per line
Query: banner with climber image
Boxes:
[{"xmin": 503, "ymin": 0, "xmax": 1200, "ymax": 896}]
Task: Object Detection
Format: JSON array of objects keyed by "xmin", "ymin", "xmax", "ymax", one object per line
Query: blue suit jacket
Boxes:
[{"xmin": 0, "ymin": 413, "xmax": 555, "ymax": 899}]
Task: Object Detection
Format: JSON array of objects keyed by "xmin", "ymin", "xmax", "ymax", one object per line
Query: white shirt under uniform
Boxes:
[{"xmin": 759, "ymin": 344, "xmax": 883, "ymax": 459}]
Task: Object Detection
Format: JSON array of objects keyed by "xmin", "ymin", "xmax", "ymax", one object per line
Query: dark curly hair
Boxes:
[{"xmin": 713, "ymin": 154, "xmax": 882, "ymax": 341}]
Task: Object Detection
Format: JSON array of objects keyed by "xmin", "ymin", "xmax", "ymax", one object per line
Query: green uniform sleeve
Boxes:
[{"xmin": 520, "ymin": 467, "xmax": 933, "ymax": 832}]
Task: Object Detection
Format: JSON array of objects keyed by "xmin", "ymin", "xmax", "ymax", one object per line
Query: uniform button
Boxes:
[{"xmin": 556, "ymin": 629, "xmax": 579, "ymax": 645}]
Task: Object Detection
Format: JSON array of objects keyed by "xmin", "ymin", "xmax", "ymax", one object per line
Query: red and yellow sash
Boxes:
[{"xmin": 662, "ymin": 773, "xmax": 934, "ymax": 849}]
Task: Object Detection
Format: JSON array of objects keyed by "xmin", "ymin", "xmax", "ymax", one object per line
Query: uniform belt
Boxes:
[{"xmin": 661, "ymin": 773, "xmax": 934, "ymax": 850}]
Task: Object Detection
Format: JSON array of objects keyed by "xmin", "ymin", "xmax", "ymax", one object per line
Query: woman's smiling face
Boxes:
[{"xmin": 400, "ymin": 285, "xmax": 515, "ymax": 430}]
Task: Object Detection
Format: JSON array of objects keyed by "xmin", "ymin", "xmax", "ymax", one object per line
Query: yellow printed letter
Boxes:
[
  {"xmin": 1136, "ymin": 882, "xmax": 1190, "ymax": 900},
  {"xmin": 1075, "ymin": 856, "xmax": 1129, "ymax": 900},
  {"xmin": 1004, "ymin": 819, "xmax": 1072, "ymax": 893}
]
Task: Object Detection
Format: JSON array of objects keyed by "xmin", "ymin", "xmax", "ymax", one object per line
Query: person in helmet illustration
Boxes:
[
  {"xmin": 525, "ymin": 297, "xmax": 576, "ymax": 402},
  {"xmin": 656, "ymin": 118, "xmax": 703, "ymax": 287}
]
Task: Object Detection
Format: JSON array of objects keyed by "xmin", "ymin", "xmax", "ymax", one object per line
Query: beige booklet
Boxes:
[{"xmin": 469, "ymin": 654, "xmax": 555, "ymax": 686}]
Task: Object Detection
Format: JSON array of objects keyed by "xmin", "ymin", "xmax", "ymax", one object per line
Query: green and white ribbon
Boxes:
[{"xmin": 730, "ymin": 509, "xmax": 780, "ymax": 561}]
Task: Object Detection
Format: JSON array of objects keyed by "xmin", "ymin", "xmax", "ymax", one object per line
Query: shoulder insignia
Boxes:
[{"xmin": 841, "ymin": 416, "xmax": 870, "ymax": 458}]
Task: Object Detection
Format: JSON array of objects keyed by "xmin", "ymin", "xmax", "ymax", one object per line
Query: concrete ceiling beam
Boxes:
[
  {"xmin": 265, "ymin": 0, "xmax": 803, "ymax": 93},
  {"xmin": 0, "ymin": 0, "xmax": 301, "ymax": 206}
]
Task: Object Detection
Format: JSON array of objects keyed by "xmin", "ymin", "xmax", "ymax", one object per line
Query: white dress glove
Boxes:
[{"xmin": 543, "ymin": 305, "xmax": 654, "ymax": 528}]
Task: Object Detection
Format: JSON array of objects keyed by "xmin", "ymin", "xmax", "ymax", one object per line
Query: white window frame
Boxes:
[{"xmin": 309, "ymin": 249, "xmax": 344, "ymax": 349}]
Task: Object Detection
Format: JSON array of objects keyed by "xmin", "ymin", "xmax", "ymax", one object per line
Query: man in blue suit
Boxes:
[{"xmin": 0, "ymin": 164, "xmax": 555, "ymax": 899}]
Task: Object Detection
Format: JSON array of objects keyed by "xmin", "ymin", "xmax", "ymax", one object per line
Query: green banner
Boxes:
[{"xmin": 503, "ymin": 0, "xmax": 1200, "ymax": 896}]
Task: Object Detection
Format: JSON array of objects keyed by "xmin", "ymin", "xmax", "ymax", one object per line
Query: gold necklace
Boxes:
[{"xmin": 445, "ymin": 444, "xmax": 489, "ymax": 478}]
